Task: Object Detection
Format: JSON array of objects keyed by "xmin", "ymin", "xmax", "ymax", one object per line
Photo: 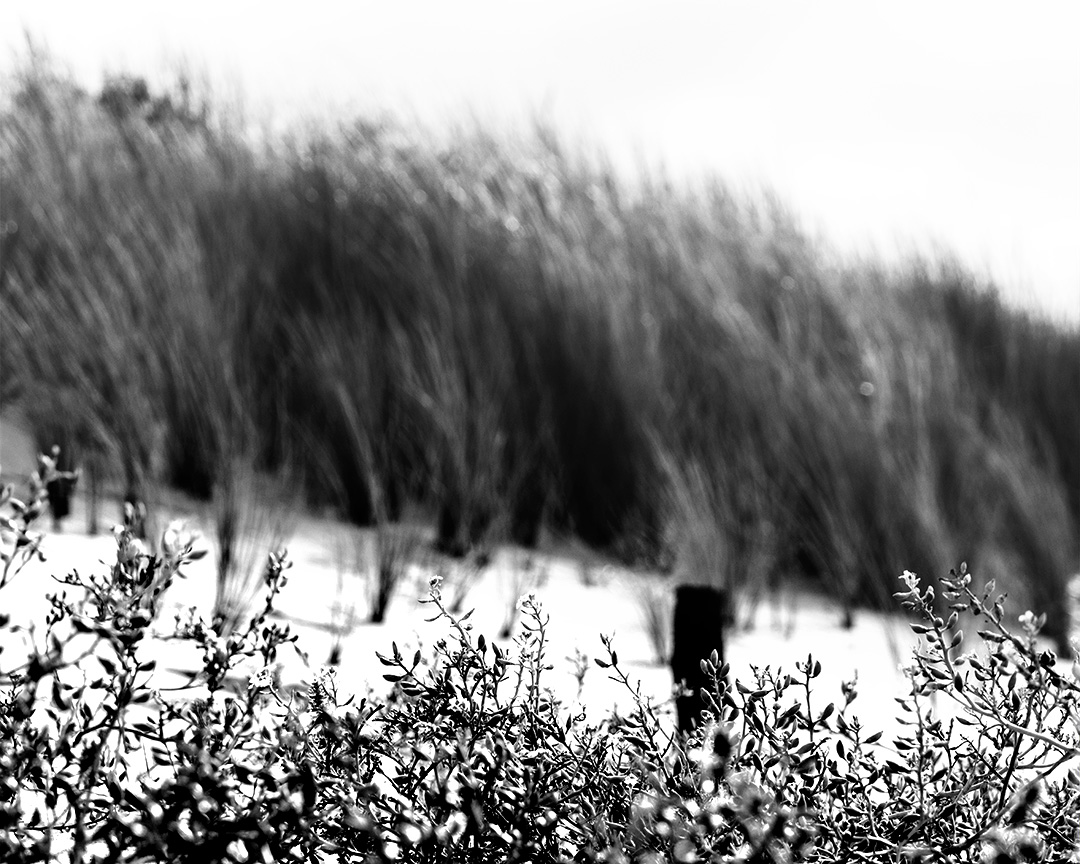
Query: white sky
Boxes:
[{"xmin": 2, "ymin": 0, "xmax": 1078, "ymax": 321}]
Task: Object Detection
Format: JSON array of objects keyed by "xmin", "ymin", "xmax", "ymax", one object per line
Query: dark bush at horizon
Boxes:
[{"xmin": 2, "ymin": 60, "xmax": 1077, "ymax": 644}]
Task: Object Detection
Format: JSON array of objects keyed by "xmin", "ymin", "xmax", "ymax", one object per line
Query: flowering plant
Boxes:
[{"xmin": 1, "ymin": 462, "xmax": 1078, "ymax": 862}]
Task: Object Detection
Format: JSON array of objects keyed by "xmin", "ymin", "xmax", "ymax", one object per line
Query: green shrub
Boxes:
[{"xmin": 2, "ymin": 464, "xmax": 1078, "ymax": 862}]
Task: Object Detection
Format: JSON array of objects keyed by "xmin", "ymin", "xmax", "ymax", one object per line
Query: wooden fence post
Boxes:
[{"xmin": 671, "ymin": 583, "xmax": 728, "ymax": 733}]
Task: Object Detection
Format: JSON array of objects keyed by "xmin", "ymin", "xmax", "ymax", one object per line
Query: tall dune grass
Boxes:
[{"xmin": 2, "ymin": 60, "xmax": 1076, "ymax": 645}]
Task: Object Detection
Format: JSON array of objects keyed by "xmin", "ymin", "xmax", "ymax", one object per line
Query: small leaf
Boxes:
[{"xmin": 797, "ymin": 754, "xmax": 819, "ymax": 775}]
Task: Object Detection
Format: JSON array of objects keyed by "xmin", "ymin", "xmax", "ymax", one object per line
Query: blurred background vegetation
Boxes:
[{"xmin": 2, "ymin": 55, "xmax": 1077, "ymax": 644}]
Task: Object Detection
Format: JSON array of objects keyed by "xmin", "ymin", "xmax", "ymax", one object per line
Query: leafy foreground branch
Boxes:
[{"xmin": 1, "ymin": 469, "xmax": 1078, "ymax": 862}]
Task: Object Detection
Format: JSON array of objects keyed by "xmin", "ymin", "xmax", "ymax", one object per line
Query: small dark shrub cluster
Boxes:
[{"xmin": 1, "ymin": 465, "xmax": 1078, "ymax": 862}]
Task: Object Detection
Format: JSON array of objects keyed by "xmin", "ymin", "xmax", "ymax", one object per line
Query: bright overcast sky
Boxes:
[{"xmin": 3, "ymin": 1, "xmax": 1078, "ymax": 321}]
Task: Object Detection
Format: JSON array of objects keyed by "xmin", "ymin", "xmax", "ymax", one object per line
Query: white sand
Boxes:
[{"xmin": 2, "ymin": 485, "xmax": 932, "ymax": 740}]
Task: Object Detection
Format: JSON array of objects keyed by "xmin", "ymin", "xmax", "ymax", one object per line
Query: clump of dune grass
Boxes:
[
  {"xmin": 212, "ymin": 461, "xmax": 294, "ymax": 635},
  {"xmin": 440, "ymin": 547, "xmax": 492, "ymax": 616},
  {"xmin": 3, "ymin": 53, "xmax": 1076, "ymax": 649},
  {"xmin": 364, "ymin": 523, "xmax": 423, "ymax": 624},
  {"xmin": 658, "ymin": 447, "xmax": 779, "ymax": 608},
  {"xmin": 327, "ymin": 537, "xmax": 359, "ymax": 666},
  {"xmin": 632, "ymin": 578, "xmax": 673, "ymax": 665},
  {"xmin": 498, "ymin": 551, "xmax": 547, "ymax": 638}
]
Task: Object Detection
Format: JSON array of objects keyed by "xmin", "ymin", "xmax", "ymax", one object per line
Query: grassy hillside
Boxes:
[{"xmin": 2, "ymin": 61, "xmax": 1077, "ymax": 643}]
